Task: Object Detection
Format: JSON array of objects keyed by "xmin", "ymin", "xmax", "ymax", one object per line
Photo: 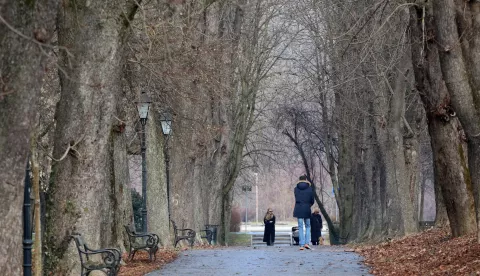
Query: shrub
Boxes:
[
  {"xmin": 131, "ymin": 189, "xmax": 143, "ymax": 232},
  {"xmin": 230, "ymin": 206, "xmax": 241, "ymax": 232}
]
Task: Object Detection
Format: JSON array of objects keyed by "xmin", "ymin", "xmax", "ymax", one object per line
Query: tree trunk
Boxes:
[
  {"xmin": 432, "ymin": 0, "xmax": 480, "ymax": 239},
  {"xmin": 112, "ymin": 128, "xmax": 132, "ymax": 252},
  {"xmin": 435, "ymin": 177, "xmax": 450, "ymax": 227},
  {"xmin": 336, "ymin": 125, "xmax": 355, "ymax": 242},
  {"xmin": 403, "ymin": 77, "xmax": 423, "ymax": 233},
  {"xmin": 45, "ymin": 1, "xmax": 138, "ymax": 274},
  {"xmin": 410, "ymin": 2, "xmax": 475, "ymax": 235},
  {"xmin": 0, "ymin": 1, "xmax": 58, "ymax": 274},
  {"xmin": 372, "ymin": 60, "xmax": 410, "ymax": 237},
  {"xmin": 146, "ymin": 112, "xmax": 170, "ymax": 246}
]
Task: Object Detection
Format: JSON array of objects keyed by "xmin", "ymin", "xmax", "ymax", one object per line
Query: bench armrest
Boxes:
[
  {"xmin": 129, "ymin": 233, "xmax": 159, "ymax": 248},
  {"xmin": 178, "ymin": 229, "xmax": 196, "ymax": 239},
  {"xmin": 82, "ymin": 248, "xmax": 121, "ymax": 266},
  {"xmin": 130, "ymin": 232, "xmax": 158, "ymax": 239},
  {"xmin": 102, "ymin": 248, "xmax": 121, "ymax": 258}
]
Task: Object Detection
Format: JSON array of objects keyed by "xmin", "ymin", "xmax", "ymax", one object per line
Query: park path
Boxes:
[{"xmin": 146, "ymin": 245, "xmax": 371, "ymax": 276}]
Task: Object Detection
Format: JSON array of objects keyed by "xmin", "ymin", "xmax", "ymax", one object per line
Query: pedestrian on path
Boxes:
[
  {"xmin": 311, "ymin": 207, "xmax": 323, "ymax": 245},
  {"xmin": 293, "ymin": 175, "xmax": 314, "ymax": 250},
  {"xmin": 263, "ymin": 208, "xmax": 276, "ymax": 246}
]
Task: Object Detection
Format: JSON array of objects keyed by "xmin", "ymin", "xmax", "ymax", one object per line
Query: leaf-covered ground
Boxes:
[
  {"xmin": 355, "ymin": 227, "xmax": 480, "ymax": 275},
  {"xmin": 118, "ymin": 249, "xmax": 178, "ymax": 276}
]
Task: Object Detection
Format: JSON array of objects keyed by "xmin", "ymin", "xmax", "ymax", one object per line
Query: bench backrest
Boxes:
[
  {"xmin": 124, "ymin": 225, "xmax": 138, "ymax": 245},
  {"xmin": 170, "ymin": 220, "xmax": 178, "ymax": 233},
  {"xmin": 124, "ymin": 224, "xmax": 136, "ymax": 235},
  {"xmin": 71, "ymin": 234, "xmax": 89, "ymax": 262}
]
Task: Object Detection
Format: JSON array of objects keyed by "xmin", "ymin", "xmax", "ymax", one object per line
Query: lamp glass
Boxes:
[
  {"xmin": 137, "ymin": 103, "xmax": 150, "ymax": 119},
  {"xmin": 160, "ymin": 111, "xmax": 172, "ymax": 135},
  {"xmin": 161, "ymin": 120, "xmax": 172, "ymax": 135}
]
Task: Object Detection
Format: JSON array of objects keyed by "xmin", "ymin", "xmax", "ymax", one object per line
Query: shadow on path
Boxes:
[{"xmin": 146, "ymin": 245, "xmax": 371, "ymax": 276}]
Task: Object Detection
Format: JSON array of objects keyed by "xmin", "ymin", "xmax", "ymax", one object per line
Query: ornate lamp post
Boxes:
[
  {"xmin": 160, "ymin": 111, "xmax": 172, "ymax": 219},
  {"xmin": 23, "ymin": 158, "xmax": 32, "ymax": 276},
  {"xmin": 136, "ymin": 91, "xmax": 151, "ymax": 232},
  {"xmin": 242, "ymin": 185, "xmax": 252, "ymax": 232}
]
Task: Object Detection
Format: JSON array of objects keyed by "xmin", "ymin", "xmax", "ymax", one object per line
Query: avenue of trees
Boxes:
[{"xmin": 1, "ymin": 0, "xmax": 480, "ymax": 275}]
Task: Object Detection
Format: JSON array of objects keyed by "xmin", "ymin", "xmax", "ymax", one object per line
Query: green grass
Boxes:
[{"xmin": 227, "ymin": 233, "xmax": 251, "ymax": 246}]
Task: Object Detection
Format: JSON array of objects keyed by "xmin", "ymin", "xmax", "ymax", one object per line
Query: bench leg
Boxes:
[
  {"xmin": 129, "ymin": 249, "xmax": 137, "ymax": 261},
  {"xmin": 150, "ymin": 246, "xmax": 158, "ymax": 261},
  {"xmin": 108, "ymin": 267, "xmax": 119, "ymax": 276}
]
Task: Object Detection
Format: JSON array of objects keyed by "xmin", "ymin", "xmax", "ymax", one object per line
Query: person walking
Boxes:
[
  {"xmin": 293, "ymin": 175, "xmax": 314, "ymax": 250},
  {"xmin": 311, "ymin": 207, "xmax": 323, "ymax": 245},
  {"xmin": 263, "ymin": 208, "xmax": 276, "ymax": 246}
]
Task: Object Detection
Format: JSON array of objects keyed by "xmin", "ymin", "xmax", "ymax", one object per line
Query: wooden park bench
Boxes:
[
  {"xmin": 171, "ymin": 219, "xmax": 196, "ymax": 248},
  {"xmin": 124, "ymin": 225, "xmax": 159, "ymax": 261},
  {"xmin": 71, "ymin": 233, "xmax": 121, "ymax": 276}
]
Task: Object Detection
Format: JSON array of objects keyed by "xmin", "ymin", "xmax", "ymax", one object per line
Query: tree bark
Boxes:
[
  {"xmin": 432, "ymin": 0, "xmax": 480, "ymax": 240},
  {"xmin": 410, "ymin": 2, "xmax": 476, "ymax": 236},
  {"xmin": 0, "ymin": 1, "xmax": 58, "ymax": 274},
  {"xmin": 146, "ymin": 112, "xmax": 170, "ymax": 246},
  {"xmin": 112, "ymin": 128, "xmax": 132, "ymax": 252},
  {"xmin": 45, "ymin": 1, "xmax": 138, "ymax": 274}
]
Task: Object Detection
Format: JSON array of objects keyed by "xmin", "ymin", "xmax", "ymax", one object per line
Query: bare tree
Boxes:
[
  {"xmin": 432, "ymin": 0, "xmax": 480, "ymax": 242},
  {"xmin": 0, "ymin": 1, "xmax": 58, "ymax": 274},
  {"xmin": 45, "ymin": 1, "xmax": 140, "ymax": 274},
  {"xmin": 409, "ymin": 1, "xmax": 475, "ymax": 236}
]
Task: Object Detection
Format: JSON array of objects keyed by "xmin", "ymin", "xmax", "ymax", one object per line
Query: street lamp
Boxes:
[
  {"xmin": 136, "ymin": 91, "xmax": 151, "ymax": 232},
  {"xmin": 160, "ymin": 111, "xmax": 172, "ymax": 219},
  {"xmin": 23, "ymin": 158, "xmax": 32, "ymax": 276},
  {"xmin": 254, "ymin": 172, "xmax": 258, "ymax": 224},
  {"xmin": 242, "ymin": 185, "xmax": 252, "ymax": 232}
]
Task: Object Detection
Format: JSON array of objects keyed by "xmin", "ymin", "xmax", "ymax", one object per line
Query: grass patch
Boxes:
[{"xmin": 227, "ymin": 233, "xmax": 251, "ymax": 246}]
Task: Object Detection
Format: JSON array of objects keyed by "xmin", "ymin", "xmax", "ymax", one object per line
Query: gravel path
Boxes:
[{"xmin": 147, "ymin": 245, "xmax": 371, "ymax": 276}]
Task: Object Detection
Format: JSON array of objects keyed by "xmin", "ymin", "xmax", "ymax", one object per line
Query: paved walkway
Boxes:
[{"xmin": 147, "ymin": 245, "xmax": 371, "ymax": 276}]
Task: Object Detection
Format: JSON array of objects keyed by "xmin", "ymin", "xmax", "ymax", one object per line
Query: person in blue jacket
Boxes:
[{"xmin": 293, "ymin": 175, "xmax": 314, "ymax": 250}]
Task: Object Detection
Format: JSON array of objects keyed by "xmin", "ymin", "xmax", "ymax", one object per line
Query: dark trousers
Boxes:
[{"xmin": 266, "ymin": 235, "xmax": 274, "ymax": 246}]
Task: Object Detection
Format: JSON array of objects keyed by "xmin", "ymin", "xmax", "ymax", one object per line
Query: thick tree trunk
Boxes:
[
  {"xmin": 0, "ymin": 1, "xmax": 58, "ymax": 274},
  {"xmin": 389, "ymin": 57, "xmax": 417, "ymax": 235},
  {"xmin": 45, "ymin": 1, "xmax": 138, "ymax": 274},
  {"xmin": 145, "ymin": 112, "xmax": 170, "ymax": 246},
  {"xmin": 432, "ymin": 0, "xmax": 480, "ymax": 239},
  {"xmin": 372, "ymin": 58, "xmax": 412, "ymax": 237},
  {"xmin": 409, "ymin": 2, "xmax": 476, "ymax": 236},
  {"xmin": 336, "ymin": 126, "xmax": 355, "ymax": 242},
  {"xmin": 112, "ymin": 129, "xmax": 132, "ymax": 252},
  {"xmin": 434, "ymin": 179, "xmax": 450, "ymax": 226},
  {"xmin": 356, "ymin": 101, "xmax": 378, "ymax": 242},
  {"xmin": 352, "ymin": 139, "xmax": 367, "ymax": 242}
]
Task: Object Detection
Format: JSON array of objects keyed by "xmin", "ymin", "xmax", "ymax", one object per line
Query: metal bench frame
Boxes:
[
  {"xmin": 171, "ymin": 219, "xmax": 196, "ymax": 248},
  {"xmin": 124, "ymin": 225, "xmax": 159, "ymax": 261},
  {"xmin": 71, "ymin": 234, "xmax": 121, "ymax": 276},
  {"xmin": 200, "ymin": 229, "xmax": 213, "ymax": 244}
]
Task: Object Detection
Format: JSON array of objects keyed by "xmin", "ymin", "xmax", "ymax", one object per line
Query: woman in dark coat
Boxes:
[
  {"xmin": 263, "ymin": 208, "xmax": 276, "ymax": 246},
  {"xmin": 311, "ymin": 207, "xmax": 323, "ymax": 245}
]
